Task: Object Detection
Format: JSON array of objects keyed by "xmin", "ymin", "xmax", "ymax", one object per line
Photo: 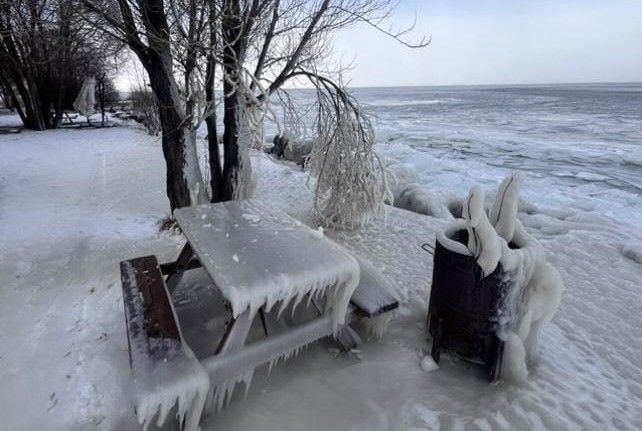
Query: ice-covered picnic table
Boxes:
[
  {"xmin": 119, "ymin": 199, "xmax": 399, "ymax": 430},
  {"xmin": 173, "ymin": 199, "xmax": 360, "ymax": 330}
]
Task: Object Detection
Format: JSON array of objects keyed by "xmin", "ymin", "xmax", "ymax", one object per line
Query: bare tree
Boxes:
[
  {"xmin": 213, "ymin": 0, "xmax": 428, "ymax": 226},
  {"xmin": 83, "ymin": 0, "xmax": 428, "ymax": 218},
  {"xmin": 83, "ymin": 0, "xmax": 210, "ymax": 210}
]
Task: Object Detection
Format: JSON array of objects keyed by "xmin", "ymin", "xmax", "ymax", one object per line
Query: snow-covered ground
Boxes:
[{"xmin": 1, "ymin": 119, "xmax": 641, "ymax": 430}]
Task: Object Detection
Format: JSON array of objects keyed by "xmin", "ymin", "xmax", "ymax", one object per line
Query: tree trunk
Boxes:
[
  {"xmin": 220, "ymin": 0, "xmax": 252, "ymax": 201},
  {"xmin": 205, "ymin": 1, "xmax": 223, "ymax": 203},
  {"xmin": 221, "ymin": 71, "xmax": 240, "ymax": 201},
  {"xmin": 205, "ymin": 63, "xmax": 223, "ymax": 202},
  {"xmin": 145, "ymin": 63, "xmax": 192, "ymax": 211},
  {"xmin": 143, "ymin": 51, "xmax": 207, "ymax": 211}
]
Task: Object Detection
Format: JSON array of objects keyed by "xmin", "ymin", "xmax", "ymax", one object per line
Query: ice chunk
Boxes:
[
  {"xmin": 622, "ymin": 241, "xmax": 642, "ymax": 264},
  {"xmin": 420, "ymin": 355, "xmax": 440, "ymax": 373},
  {"xmin": 489, "ymin": 172, "xmax": 523, "ymax": 242},
  {"xmin": 242, "ymin": 213, "xmax": 262, "ymax": 223},
  {"xmin": 311, "ymin": 226, "xmax": 324, "ymax": 239}
]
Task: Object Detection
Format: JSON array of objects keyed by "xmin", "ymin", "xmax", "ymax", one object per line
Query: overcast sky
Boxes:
[{"xmin": 333, "ymin": 0, "xmax": 642, "ymax": 87}]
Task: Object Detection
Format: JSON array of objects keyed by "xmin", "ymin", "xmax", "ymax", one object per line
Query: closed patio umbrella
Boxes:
[{"xmin": 73, "ymin": 76, "xmax": 96, "ymax": 121}]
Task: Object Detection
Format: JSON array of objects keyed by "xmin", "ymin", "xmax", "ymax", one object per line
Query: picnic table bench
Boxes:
[{"xmin": 120, "ymin": 199, "xmax": 398, "ymax": 430}]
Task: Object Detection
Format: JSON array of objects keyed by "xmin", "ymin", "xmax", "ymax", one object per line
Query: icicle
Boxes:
[
  {"xmin": 155, "ymin": 395, "xmax": 173, "ymax": 427},
  {"xmin": 364, "ymin": 311, "xmax": 395, "ymax": 340},
  {"xmin": 290, "ymin": 289, "xmax": 306, "ymax": 317},
  {"xmin": 242, "ymin": 369, "xmax": 255, "ymax": 399}
]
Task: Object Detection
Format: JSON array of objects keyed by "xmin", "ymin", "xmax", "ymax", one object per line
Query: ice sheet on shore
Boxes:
[{"xmin": 1, "ymin": 124, "xmax": 641, "ymax": 431}]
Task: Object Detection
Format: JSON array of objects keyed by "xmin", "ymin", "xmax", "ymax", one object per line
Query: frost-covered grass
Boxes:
[{"xmin": 0, "ymin": 121, "xmax": 641, "ymax": 430}]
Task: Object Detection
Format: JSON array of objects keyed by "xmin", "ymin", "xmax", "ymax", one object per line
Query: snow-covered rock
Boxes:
[
  {"xmin": 394, "ymin": 184, "xmax": 453, "ymax": 219},
  {"xmin": 622, "ymin": 241, "xmax": 642, "ymax": 264}
]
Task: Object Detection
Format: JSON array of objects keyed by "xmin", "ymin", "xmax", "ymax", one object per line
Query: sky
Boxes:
[
  {"xmin": 115, "ymin": 0, "xmax": 642, "ymax": 91},
  {"xmin": 333, "ymin": 0, "xmax": 642, "ymax": 87}
]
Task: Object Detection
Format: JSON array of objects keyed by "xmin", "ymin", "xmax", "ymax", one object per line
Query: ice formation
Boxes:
[
  {"xmin": 386, "ymin": 163, "xmax": 419, "ymax": 201},
  {"xmin": 363, "ymin": 311, "xmax": 395, "ymax": 340},
  {"xmin": 202, "ymin": 310, "xmax": 341, "ymax": 415},
  {"xmin": 462, "ymin": 186, "xmax": 503, "ymax": 276},
  {"xmin": 134, "ymin": 348, "xmax": 210, "ymax": 431},
  {"xmin": 489, "ymin": 172, "xmax": 523, "ymax": 242},
  {"xmin": 183, "ymin": 128, "xmax": 209, "ymax": 205},
  {"xmin": 207, "ymin": 369, "xmax": 256, "ymax": 412},
  {"xmin": 459, "ymin": 176, "xmax": 564, "ymax": 381},
  {"xmin": 622, "ymin": 241, "xmax": 642, "ymax": 264}
]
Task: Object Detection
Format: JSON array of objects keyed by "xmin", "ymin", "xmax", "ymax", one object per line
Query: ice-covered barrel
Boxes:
[{"xmin": 427, "ymin": 221, "xmax": 508, "ymax": 381}]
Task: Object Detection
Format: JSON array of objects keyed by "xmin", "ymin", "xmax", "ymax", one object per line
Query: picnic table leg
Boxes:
[
  {"xmin": 310, "ymin": 296, "xmax": 362, "ymax": 352},
  {"xmin": 166, "ymin": 243, "xmax": 195, "ymax": 295},
  {"xmin": 216, "ymin": 309, "xmax": 254, "ymax": 354},
  {"xmin": 259, "ymin": 303, "xmax": 287, "ymax": 337}
]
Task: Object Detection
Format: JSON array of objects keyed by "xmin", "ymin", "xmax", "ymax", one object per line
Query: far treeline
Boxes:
[{"xmin": 0, "ymin": 0, "xmax": 122, "ymax": 130}]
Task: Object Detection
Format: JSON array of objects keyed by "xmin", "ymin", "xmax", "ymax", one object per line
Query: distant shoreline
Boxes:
[{"xmin": 281, "ymin": 81, "xmax": 642, "ymax": 92}]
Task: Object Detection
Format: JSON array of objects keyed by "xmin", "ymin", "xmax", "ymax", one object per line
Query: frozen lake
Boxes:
[{"xmin": 354, "ymin": 83, "xmax": 642, "ymax": 229}]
